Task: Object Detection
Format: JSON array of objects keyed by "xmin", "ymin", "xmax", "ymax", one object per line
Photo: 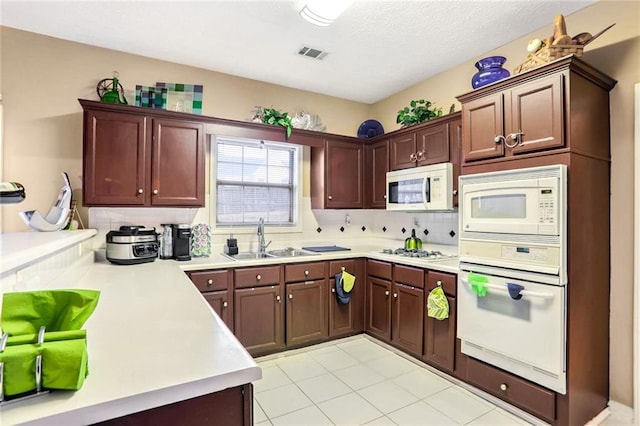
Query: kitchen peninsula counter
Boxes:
[{"xmin": 0, "ymin": 233, "xmax": 260, "ymax": 426}]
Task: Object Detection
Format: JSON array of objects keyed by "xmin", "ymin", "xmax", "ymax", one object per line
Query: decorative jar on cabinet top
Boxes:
[{"xmin": 471, "ymin": 56, "xmax": 511, "ymax": 89}]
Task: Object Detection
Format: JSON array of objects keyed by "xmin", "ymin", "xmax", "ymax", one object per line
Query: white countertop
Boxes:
[
  {"xmin": 1, "ymin": 245, "xmax": 260, "ymax": 425},
  {"xmin": 0, "ymin": 230, "xmax": 97, "ymax": 275},
  {"xmin": 0, "ymin": 233, "xmax": 458, "ymax": 425}
]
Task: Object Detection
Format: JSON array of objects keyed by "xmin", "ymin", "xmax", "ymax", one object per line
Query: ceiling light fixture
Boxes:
[{"xmin": 299, "ymin": 0, "xmax": 353, "ymax": 27}]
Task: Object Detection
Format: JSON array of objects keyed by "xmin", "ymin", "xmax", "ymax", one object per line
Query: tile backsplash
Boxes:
[{"xmin": 88, "ymin": 197, "xmax": 458, "ymax": 250}]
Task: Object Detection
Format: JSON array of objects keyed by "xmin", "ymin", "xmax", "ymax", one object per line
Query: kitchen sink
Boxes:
[
  {"xmin": 268, "ymin": 248, "xmax": 319, "ymax": 257},
  {"xmin": 221, "ymin": 252, "xmax": 277, "ymax": 261}
]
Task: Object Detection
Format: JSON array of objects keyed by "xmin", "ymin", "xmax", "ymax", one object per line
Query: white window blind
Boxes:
[{"xmin": 216, "ymin": 138, "xmax": 297, "ymax": 225}]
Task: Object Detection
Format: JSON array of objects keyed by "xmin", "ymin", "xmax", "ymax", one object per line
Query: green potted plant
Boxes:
[
  {"xmin": 262, "ymin": 107, "xmax": 293, "ymax": 138},
  {"xmin": 396, "ymin": 99, "xmax": 443, "ymax": 127}
]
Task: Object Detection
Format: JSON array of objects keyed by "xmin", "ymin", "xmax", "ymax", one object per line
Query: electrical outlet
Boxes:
[{"xmin": 345, "ymin": 214, "xmax": 351, "ymax": 226}]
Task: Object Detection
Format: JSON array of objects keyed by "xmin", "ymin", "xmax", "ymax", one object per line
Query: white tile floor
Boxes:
[{"xmin": 253, "ymin": 335, "xmax": 540, "ymax": 426}]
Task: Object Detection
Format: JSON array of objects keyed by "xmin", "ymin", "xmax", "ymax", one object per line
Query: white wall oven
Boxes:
[{"xmin": 457, "ymin": 164, "xmax": 568, "ymax": 394}]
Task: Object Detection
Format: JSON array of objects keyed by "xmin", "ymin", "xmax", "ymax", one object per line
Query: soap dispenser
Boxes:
[{"xmin": 224, "ymin": 234, "xmax": 239, "ymax": 255}]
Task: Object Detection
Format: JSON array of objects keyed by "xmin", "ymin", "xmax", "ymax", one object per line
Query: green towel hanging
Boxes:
[
  {"xmin": 427, "ymin": 286, "xmax": 449, "ymax": 320},
  {"xmin": 468, "ymin": 272, "xmax": 488, "ymax": 297}
]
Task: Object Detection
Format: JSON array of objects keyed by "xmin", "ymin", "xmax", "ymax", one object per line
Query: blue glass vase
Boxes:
[{"xmin": 471, "ymin": 56, "xmax": 510, "ymax": 89}]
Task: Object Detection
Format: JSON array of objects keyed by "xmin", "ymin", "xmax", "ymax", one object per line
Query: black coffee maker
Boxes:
[{"xmin": 172, "ymin": 224, "xmax": 192, "ymax": 261}]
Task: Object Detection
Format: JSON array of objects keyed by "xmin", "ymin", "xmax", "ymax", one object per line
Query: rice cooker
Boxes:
[{"xmin": 106, "ymin": 226, "xmax": 159, "ymax": 265}]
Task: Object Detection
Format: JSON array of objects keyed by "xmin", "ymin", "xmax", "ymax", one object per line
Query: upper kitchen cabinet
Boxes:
[
  {"xmin": 81, "ymin": 100, "xmax": 205, "ymax": 207},
  {"xmin": 457, "ymin": 55, "xmax": 617, "ymax": 167},
  {"xmin": 311, "ymin": 136, "xmax": 364, "ymax": 209},
  {"xmin": 364, "ymin": 139, "xmax": 389, "ymax": 209},
  {"xmin": 388, "ymin": 113, "xmax": 461, "ymax": 171}
]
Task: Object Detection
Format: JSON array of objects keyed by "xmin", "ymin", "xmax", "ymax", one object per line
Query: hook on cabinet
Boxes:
[{"xmin": 341, "ymin": 267, "xmax": 345, "ymax": 271}]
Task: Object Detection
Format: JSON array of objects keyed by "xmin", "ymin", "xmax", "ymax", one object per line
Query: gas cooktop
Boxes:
[{"xmin": 381, "ymin": 248, "xmax": 457, "ymax": 260}]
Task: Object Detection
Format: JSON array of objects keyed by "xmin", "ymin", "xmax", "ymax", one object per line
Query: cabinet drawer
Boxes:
[
  {"xmin": 188, "ymin": 269, "xmax": 230, "ymax": 292},
  {"xmin": 426, "ymin": 271, "xmax": 456, "ymax": 297},
  {"xmin": 393, "ymin": 264, "xmax": 424, "ymax": 289},
  {"xmin": 329, "ymin": 259, "xmax": 357, "ymax": 277},
  {"xmin": 234, "ymin": 266, "xmax": 281, "ymax": 289},
  {"xmin": 285, "ymin": 262, "xmax": 325, "ymax": 283},
  {"xmin": 367, "ymin": 260, "xmax": 392, "ymax": 280},
  {"xmin": 465, "ymin": 357, "xmax": 555, "ymax": 422}
]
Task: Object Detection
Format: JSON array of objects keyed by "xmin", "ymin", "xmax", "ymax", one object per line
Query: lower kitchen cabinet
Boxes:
[
  {"xmin": 234, "ymin": 265, "xmax": 284, "ymax": 356},
  {"xmin": 187, "ymin": 269, "xmax": 233, "ymax": 331},
  {"xmin": 328, "ymin": 259, "xmax": 365, "ymax": 337},
  {"xmin": 286, "ymin": 279, "xmax": 328, "ymax": 346},
  {"xmin": 391, "ymin": 264, "xmax": 425, "ymax": 356},
  {"xmin": 423, "ymin": 271, "xmax": 457, "ymax": 373}
]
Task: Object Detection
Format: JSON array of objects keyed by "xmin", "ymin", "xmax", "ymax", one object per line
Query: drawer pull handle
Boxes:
[
  {"xmin": 385, "ymin": 290, "xmax": 390, "ymax": 296},
  {"xmin": 256, "ymin": 274, "xmax": 262, "ymax": 281},
  {"xmin": 153, "ymin": 189, "xmax": 159, "ymax": 195},
  {"xmin": 500, "ymin": 383, "xmax": 508, "ymax": 391},
  {"xmin": 276, "ymin": 295, "xmax": 281, "ymax": 302},
  {"xmin": 341, "ymin": 267, "xmax": 346, "ymax": 271},
  {"xmin": 289, "ymin": 294, "xmax": 293, "ymax": 299},
  {"xmin": 223, "ymin": 301, "xmax": 228, "ymax": 308},
  {"xmin": 207, "ymin": 279, "xmax": 213, "ymax": 287},
  {"xmin": 437, "ymin": 280, "xmax": 442, "ymax": 287},
  {"xmin": 304, "ymin": 270, "xmax": 309, "ymax": 276},
  {"xmin": 138, "ymin": 188, "xmax": 144, "ymax": 194}
]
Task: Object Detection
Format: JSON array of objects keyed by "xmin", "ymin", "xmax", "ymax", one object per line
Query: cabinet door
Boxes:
[
  {"xmin": 449, "ymin": 117, "xmax": 462, "ymax": 207},
  {"xmin": 416, "ymin": 123, "xmax": 450, "ymax": 166},
  {"xmin": 424, "ymin": 295, "xmax": 456, "ymax": 372},
  {"xmin": 203, "ymin": 290, "xmax": 233, "ymax": 331},
  {"xmin": 389, "ymin": 133, "xmax": 417, "ymax": 170},
  {"xmin": 83, "ymin": 110, "xmax": 149, "ymax": 206},
  {"xmin": 392, "ymin": 283, "xmax": 424, "ymax": 356},
  {"xmin": 286, "ymin": 280, "xmax": 328, "ymax": 346},
  {"xmin": 461, "ymin": 92, "xmax": 505, "ymax": 163},
  {"xmin": 508, "ymin": 74, "xmax": 565, "ymax": 155},
  {"xmin": 325, "ymin": 138, "xmax": 364, "ymax": 208},
  {"xmin": 366, "ymin": 276, "xmax": 392, "ymax": 341},
  {"xmin": 365, "ymin": 140, "xmax": 389, "ymax": 209},
  {"xmin": 151, "ymin": 119, "xmax": 205, "ymax": 206},
  {"xmin": 234, "ymin": 285, "xmax": 284, "ymax": 356},
  {"xmin": 329, "ymin": 259, "xmax": 364, "ymax": 337}
]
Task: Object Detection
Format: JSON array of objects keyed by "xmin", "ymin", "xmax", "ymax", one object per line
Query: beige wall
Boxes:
[
  {"xmin": 372, "ymin": 0, "xmax": 640, "ymax": 407},
  {"xmin": 1, "ymin": 0, "xmax": 638, "ymax": 408}
]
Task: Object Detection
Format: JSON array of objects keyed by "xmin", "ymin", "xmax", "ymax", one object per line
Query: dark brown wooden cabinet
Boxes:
[
  {"xmin": 365, "ymin": 260, "xmax": 393, "ymax": 341},
  {"xmin": 233, "ymin": 266, "xmax": 284, "ymax": 356},
  {"xmin": 81, "ymin": 100, "xmax": 205, "ymax": 207},
  {"xmin": 187, "ymin": 269, "xmax": 233, "ymax": 331},
  {"xmin": 391, "ymin": 265, "xmax": 424, "ymax": 356},
  {"xmin": 311, "ymin": 136, "xmax": 364, "ymax": 209},
  {"xmin": 364, "ymin": 139, "xmax": 389, "ymax": 209},
  {"xmin": 388, "ymin": 113, "xmax": 461, "ymax": 171},
  {"xmin": 284, "ymin": 262, "xmax": 328, "ymax": 346},
  {"xmin": 328, "ymin": 259, "xmax": 365, "ymax": 337},
  {"xmin": 423, "ymin": 271, "xmax": 457, "ymax": 373}
]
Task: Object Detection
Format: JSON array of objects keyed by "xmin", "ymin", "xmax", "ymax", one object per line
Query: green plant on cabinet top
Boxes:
[
  {"xmin": 262, "ymin": 107, "xmax": 293, "ymax": 138},
  {"xmin": 397, "ymin": 99, "xmax": 443, "ymax": 127}
]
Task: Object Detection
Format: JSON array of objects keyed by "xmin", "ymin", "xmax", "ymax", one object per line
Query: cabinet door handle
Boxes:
[
  {"xmin": 207, "ymin": 279, "xmax": 213, "ymax": 287},
  {"xmin": 276, "ymin": 295, "xmax": 281, "ymax": 302},
  {"xmin": 138, "ymin": 188, "xmax": 144, "ymax": 194},
  {"xmin": 436, "ymin": 280, "xmax": 442, "ymax": 287},
  {"xmin": 494, "ymin": 135, "xmax": 506, "ymax": 145},
  {"xmin": 328, "ymin": 195, "xmax": 333, "ymax": 200},
  {"xmin": 416, "ymin": 151, "xmax": 424, "ymax": 161},
  {"xmin": 304, "ymin": 270, "xmax": 309, "ymax": 276},
  {"xmin": 331, "ymin": 288, "xmax": 336, "ymax": 293},
  {"xmin": 393, "ymin": 292, "xmax": 398, "ymax": 298},
  {"xmin": 256, "ymin": 274, "xmax": 262, "ymax": 281},
  {"xmin": 383, "ymin": 194, "xmax": 387, "ymax": 199},
  {"xmin": 409, "ymin": 153, "xmax": 417, "ymax": 162},
  {"xmin": 385, "ymin": 290, "xmax": 390, "ymax": 296},
  {"xmin": 289, "ymin": 294, "xmax": 293, "ymax": 299},
  {"xmin": 506, "ymin": 130, "xmax": 524, "ymax": 147},
  {"xmin": 223, "ymin": 301, "xmax": 228, "ymax": 308},
  {"xmin": 500, "ymin": 383, "xmax": 508, "ymax": 391},
  {"xmin": 153, "ymin": 189, "xmax": 159, "ymax": 195}
]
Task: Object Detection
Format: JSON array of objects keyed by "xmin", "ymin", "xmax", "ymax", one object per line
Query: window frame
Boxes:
[{"xmin": 209, "ymin": 135, "xmax": 303, "ymax": 235}]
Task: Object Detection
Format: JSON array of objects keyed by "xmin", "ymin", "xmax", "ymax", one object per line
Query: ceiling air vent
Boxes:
[{"xmin": 298, "ymin": 46, "xmax": 328, "ymax": 60}]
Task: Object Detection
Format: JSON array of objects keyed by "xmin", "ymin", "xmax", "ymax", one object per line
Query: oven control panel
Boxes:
[{"xmin": 501, "ymin": 245, "xmax": 549, "ymax": 262}]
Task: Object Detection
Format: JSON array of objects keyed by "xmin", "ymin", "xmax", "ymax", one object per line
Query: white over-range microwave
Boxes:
[
  {"xmin": 386, "ymin": 163, "xmax": 454, "ymax": 211},
  {"xmin": 459, "ymin": 164, "xmax": 567, "ymax": 280}
]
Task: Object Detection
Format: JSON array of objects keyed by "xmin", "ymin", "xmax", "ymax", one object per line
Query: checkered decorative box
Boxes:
[{"xmin": 155, "ymin": 82, "xmax": 203, "ymax": 114}]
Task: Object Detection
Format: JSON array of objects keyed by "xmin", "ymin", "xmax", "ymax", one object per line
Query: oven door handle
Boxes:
[{"xmin": 461, "ymin": 279, "xmax": 555, "ymax": 300}]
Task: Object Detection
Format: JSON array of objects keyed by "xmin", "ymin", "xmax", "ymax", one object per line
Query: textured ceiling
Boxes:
[{"xmin": 1, "ymin": 0, "xmax": 596, "ymax": 104}]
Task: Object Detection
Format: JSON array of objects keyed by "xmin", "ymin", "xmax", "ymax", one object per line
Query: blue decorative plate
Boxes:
[{"xmin": 357, "ymin": 119, "xmax": 384, "ymax": 139}]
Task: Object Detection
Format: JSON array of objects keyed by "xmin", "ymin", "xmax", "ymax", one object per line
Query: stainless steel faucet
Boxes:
[{"xmin": 257, "ymin": 217, "xmax": 271, "ymax": 253}]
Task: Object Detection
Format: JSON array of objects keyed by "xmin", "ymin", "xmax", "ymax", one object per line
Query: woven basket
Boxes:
[{"xmin": 513, "ymin": 44, "xmax": 584, "ymax": 74}]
